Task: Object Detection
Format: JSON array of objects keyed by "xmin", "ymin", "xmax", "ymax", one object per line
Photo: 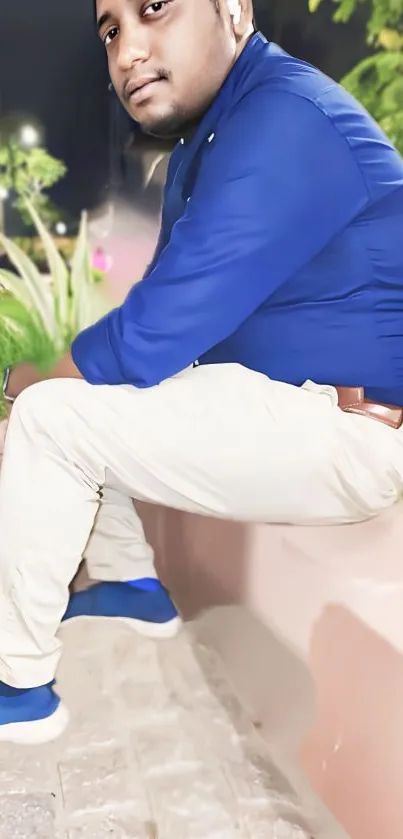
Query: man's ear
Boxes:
[
  {"xmin": 226, "ymin": 0, "xmax": 254, "ymax": 39},
  {"xmin": 227, "ymin": 0, "xmax": 242, "ymax": 26}
]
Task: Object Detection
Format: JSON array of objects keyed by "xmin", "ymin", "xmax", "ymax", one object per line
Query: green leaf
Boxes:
[
  {"xmin": 0, "ymin": 269, "xmax": 35, "ymax": 311},
  {"xmin": 0, "ymin": 143, "xmax": 67, "ymax": 201},
  {"xmin": 0, "ymin": 300, "xmax": 55, "ymax": 371},
  {"xmin": 0, "ymin": 292, "xmax": 37, "ymax": 326},
  {"xmin": 23, "ymin": 197, "xmax": 70, "ymax": 333},
  {"xmin": 0, "ymin": 233, "xmax": 57, "ymax": 339},
  {"xmin": 0, "ymin": 198, "xmax": 111, "ymax": 379},
  {"xmin": 23, "ymin": 147, "xmax": 67, "ymax": 192},
  {"xmin": 308, "ymin": 0, "xmax": 324, "ymax": 11}
]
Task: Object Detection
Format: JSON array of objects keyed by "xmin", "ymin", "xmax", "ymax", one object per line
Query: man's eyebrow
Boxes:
[{"xmin": 97, "ymin": 11, "xmax": 112, "ymax": 31}]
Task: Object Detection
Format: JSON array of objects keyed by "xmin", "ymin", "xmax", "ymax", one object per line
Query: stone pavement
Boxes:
[{"xmin": 0, "ymin": 620, "xmax": 314, "ymax": 839}]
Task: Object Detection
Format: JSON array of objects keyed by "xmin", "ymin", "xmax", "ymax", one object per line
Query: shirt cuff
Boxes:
[{"xmin": 71, "ymin": 312, "xmax": 125, "ymax": 385}]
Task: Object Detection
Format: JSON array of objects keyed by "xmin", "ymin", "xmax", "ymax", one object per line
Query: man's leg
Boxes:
[
  {"xmin": 0, "ymin": 384, "xmax": 103, "ymax": 744},
  {"xmin": 85, "ymin": 488, "xmax": 155, "ymax": 583},
  {"xmin": 64, "ymin": 488, "xmax": 180, "ymax": 638},
  {"xmin": 0, "ymin": 363, "xmax": 402, "ymax": 743}
]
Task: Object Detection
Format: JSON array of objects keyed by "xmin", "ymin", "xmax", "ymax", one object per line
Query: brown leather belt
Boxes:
[{"xmin": 335, "ymin": 386, "xmax": 403, "ymax": 430}]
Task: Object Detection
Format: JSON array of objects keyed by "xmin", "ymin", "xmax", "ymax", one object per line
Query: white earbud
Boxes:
[{"xmin": 227, "ymin": 0, "xmax": 241, "ymax": 26}]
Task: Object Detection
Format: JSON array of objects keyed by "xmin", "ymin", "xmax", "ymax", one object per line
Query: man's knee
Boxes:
[{"xmin": 12, "ymin": 379, "xmax": 86, "ymax": 436}]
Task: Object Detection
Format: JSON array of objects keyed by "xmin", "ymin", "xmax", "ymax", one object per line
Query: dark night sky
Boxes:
[
  {"xmin": 1, "ymin": 0, "xmax": 110, "ymax": 216},
  {"xmin": 1, "ymin": 0, "xmax": 368, "ymax": 218}
]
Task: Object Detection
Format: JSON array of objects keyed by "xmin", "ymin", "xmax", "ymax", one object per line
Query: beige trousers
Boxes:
[{"xmin": 0, "ymin": 363, "xmax": 402, "ymax": 688}]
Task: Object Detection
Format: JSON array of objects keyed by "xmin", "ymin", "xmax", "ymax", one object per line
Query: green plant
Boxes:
[
  {"xmin": 12, "ymin": 235, "xmax": 77, "ymax": 266},
  {"xmin": 310, "ymin": 0, "xmax": 403, "ymax": 154},
  {"xmin": 0, "ymin": 144, "xmax": 67, "ymax": 231},
  {"xmin": 0, "ymin": 197, "xmax": 108, "ymax": 413}
]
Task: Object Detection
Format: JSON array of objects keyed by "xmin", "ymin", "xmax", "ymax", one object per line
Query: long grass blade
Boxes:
[
  {"xmin": 0, "ymin": 268, "xmax": 36, "ymax": 311},
  {"xmin": 24, "ymin": 197, "xmax": 70, "ymax": 332},
  {"xmin": 0, "ymin": 233, "xmax": 57, "ymax": 339}
]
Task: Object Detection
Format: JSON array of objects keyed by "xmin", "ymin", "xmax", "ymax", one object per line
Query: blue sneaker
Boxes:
[
  {"xmin": 0, "ymin": 681, "xmax": 69, "ymax": 745},
  {"xmin": 62, "ymin": 580, "xmax": 182, "ymax": 639}
]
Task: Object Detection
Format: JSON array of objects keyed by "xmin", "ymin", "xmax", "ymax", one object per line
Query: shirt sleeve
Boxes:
[{"xmin": 71, "ymin": 90, "xmax": 370, "ymax": 387}]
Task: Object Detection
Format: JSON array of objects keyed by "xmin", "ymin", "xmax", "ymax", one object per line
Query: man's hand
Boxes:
[
  {"xmin": 6, "ymin": 364, "xmax": 45, "ymax": 401},
  {"xmin": 6, "ymin": 353, "xmax": 83, "ymax": 401}
]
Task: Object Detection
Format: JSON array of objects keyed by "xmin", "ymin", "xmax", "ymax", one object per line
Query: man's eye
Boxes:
[
  {"xmin": 143, "ymin": 1, "xmax": 168, "ymax": 17},
  {"xmin": 103, "ymin": 26, "xmax": 118, "ymax": 46}
]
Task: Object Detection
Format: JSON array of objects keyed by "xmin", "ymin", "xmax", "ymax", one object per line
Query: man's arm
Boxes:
[
  {"xmin": 71, "ymin": 91, "xmax": 369, "ymax": 388},
  {"xmin": 11, "ymin": 90, "xmax": 370, "ymax": 396},
  {"xmin": 6, "ymin": 353, "xmax": 82, "ymax": 401}
]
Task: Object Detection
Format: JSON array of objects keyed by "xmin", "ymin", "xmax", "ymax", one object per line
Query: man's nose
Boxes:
[{"xmin": 117, "ymin": 23, "xmax": 150, "ymax": 71}]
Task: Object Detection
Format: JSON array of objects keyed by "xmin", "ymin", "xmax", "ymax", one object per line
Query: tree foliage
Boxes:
[
  {"xmin": 0, "ymin": 144, "xmax": 67, "ymax": 230},
  {"xmin": 310, "ymin": 0, "xmax": 403, "ymax": 153}
]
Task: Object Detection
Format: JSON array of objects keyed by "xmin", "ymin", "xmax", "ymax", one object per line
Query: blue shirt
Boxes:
[{"xmin": 72, "ymin": 33, "xmax": 403, "ymax": 405}]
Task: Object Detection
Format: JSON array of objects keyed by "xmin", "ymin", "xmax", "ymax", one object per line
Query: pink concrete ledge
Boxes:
[{"xmin": 137, "ymin": 500, "xmax": 403, "ymax": 839}]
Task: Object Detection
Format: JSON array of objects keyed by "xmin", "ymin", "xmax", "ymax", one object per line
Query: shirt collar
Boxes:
[{"xmin": 179, "ymin": 32, "xmax": 268, "ymax": 158}]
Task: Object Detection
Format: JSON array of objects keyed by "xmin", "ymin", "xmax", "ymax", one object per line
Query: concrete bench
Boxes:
[{"xmin": 137, "ymin": 500, "xmax": 403, "ymax": 839}]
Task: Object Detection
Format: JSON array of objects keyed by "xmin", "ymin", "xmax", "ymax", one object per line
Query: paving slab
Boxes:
[{"xmin": 0, "ymin": 621, "xmax": 313, "ymax": 839}]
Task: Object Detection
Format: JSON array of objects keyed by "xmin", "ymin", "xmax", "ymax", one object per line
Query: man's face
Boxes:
[{"xmin": 96, "ymin": 0, "xmax": 243, "ymax": 137}]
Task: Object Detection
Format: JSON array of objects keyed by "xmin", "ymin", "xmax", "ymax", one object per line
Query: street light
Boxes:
[
  {"xmin": 55, "ymin": 221, "xmax": 67, "ymax": 236},
  {"xmin": 19, "ymin": 124, "xmax": 41, "ymax": 148}
]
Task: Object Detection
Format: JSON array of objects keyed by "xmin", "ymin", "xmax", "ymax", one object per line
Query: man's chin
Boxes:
[
  {"xmin": 132, "ymin": 107, "xmax": 189, "ymax": 140},
  {"xmin": 138, "ymin": 119, "xmax": 182, "ymax": 140}
]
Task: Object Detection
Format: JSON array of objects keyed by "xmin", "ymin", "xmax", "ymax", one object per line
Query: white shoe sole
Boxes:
[
  {"xmin": 63, "ymin": 614, "xmax": 182, "ymax": 639},
  {"xmin": 0, "ymin": 701, "xmax": 70, "ymax": 746}
]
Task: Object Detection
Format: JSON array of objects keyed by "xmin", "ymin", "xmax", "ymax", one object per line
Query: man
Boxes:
[{"xmin": 1, "ymin": 0, "xmax": 403, "ymax": 745}]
